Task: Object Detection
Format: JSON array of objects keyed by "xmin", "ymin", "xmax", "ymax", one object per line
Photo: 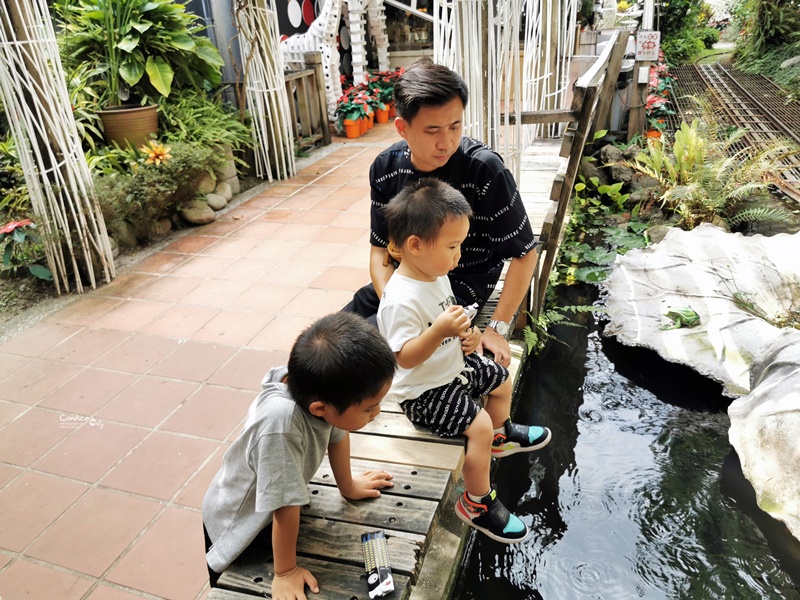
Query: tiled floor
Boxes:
[{"xmin": 0, "ymin": 123, "xmax": 399, "ymax": 600}]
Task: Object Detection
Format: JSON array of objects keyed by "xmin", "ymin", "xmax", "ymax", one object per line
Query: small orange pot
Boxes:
[
  {"xmin": 343, "ymin": 119, "xmax": 361, "ymax": 139},
  {"xmin": 388, "ymin": 102, "xmax": 396, "ymax": 118},
  {"xmin": 359, "ymin": 116, "xmax": 369, "ymax": 135},
  {"xmin": 375, "ymin": 108, "xmax": 389, "ymax": 124},
  {"xmin": 646, "ymin": 129, "xmax": 662, "ymax": 139},
  {"xmin": 367, "ymin": 110, "xmax": 374, "ymax": 129}
]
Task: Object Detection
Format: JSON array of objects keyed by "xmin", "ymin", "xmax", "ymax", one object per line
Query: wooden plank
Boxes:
[
  {"xmin": 358, "ymin": 411, "xmax": 463, "ymax": 445},
  {"xmin": 303, "ymin": 484, "xmax": 439, "ymax": 535},
  {"xmin": 349, "ymin": 433, "xmax": 465, "ymax": 477},
  {"xmin": 219, "ymin": 554, "xmax": 410, "ymax": 600},
  {"xmin": 208, "ymin": 589, "xmax": 263, "ymax": 600},
  {"xmin": 298, "ymin": 517, "xmax": 424, "ymax": 576},
  {"xmin": 591, "ymin": 31, "xmax": 630, "ymax": 137},
  {"xmin": 313, "ymin": 457, "xmax": 451, "ymax": 502},
  {"xmin": 305, "ymin": 52, "xmax": 331, "ymax": 145},
  {"xmin": 500, "ymin": 108, "xmax": 579, "ymax": 125}
]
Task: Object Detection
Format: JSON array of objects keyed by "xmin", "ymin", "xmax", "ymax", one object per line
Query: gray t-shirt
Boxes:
[{"xmin": 203, "ymin": 366, "xmax": 346, "ymax": 573}]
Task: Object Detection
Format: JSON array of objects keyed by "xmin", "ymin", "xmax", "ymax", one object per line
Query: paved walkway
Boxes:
[{"xmin": 0, "ymin": 123, "xmax": 399, "ymax": 600}]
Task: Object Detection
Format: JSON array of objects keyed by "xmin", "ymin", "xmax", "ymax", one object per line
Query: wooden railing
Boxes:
[
  {"xmin": 527, "ymin": 30, "xmax": 630, "ymax": 317},
  {"xmin": 284, "ymin": 53, "xmax": 331, "ymax": 152}
]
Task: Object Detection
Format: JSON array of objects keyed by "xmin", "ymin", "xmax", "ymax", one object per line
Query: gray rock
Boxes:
[
  {"xmin": 180, "ymin": 199, "xmax": 217, "ymax": 225},
  {"xmin": 150, "ymin": 217, "xmax": 172, "ymax": 237},
  {"xmin": 214, "ymin": 181, "xmax": 233, "ymax": 201},
  {"xmin": 115, "ymin": 220, "xmax": 138, "ymax": 248},
  {"xmin": 779, "ymin": 55, "xmax": 800, "ymax": 69},
  {"xmin": 599, "ymin": 144, "xmax": 624, "ymax": 165},
  {"xmin": 206, "ymin": 193, "xmax": 228, "ymax": 211},
  {"xmin": 108, "ymin": 236, "xmax": 120, "ymax": 258},
  {"xmin": 645, "ymin": 224, "xmax": 673, "ymax": 244},
  {"xmin": 578, "ymin": 157, "xmax": 610, "ymax": 186},
  {"xmin": 224, "ymin": 175, "xmax": 241, "ymax": 195},
  {"xmin": 608, "ymin": 163, "xmax": 635, "ymax": 183},
  {"xmin": 622, "ymin": 144, "xmax": 642, "ymax": 160},
  {"xmin": 196, "ymin": 171, "xmax": 216, "ymax": 195},
  {"xmin": 629, "ymin": 172, "xmax": 662, "ymax": 191},
  {"xmin": 216, "ymin": 159, "xmax": 237, "ymax": 180}
]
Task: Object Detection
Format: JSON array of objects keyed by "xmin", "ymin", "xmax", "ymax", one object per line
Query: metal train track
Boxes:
[{"xmin": 668, "ymin": 63, "xmax": 800, "ymax": 203}]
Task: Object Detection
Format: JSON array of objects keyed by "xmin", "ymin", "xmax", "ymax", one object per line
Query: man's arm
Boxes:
[
  {"xmin": 271, "ymin": 505, "xmax": 319, "ymax": 600},
  {"xmin": 369, "ymin": 245, "xmax": 395, "ymax": 300},
  {"xmin": 482, "ymin": 248, "xmax": 538, "ymax": 366},
  {"xmin": 329, "ymin": 433, "xmax": 393, "ymax": 499}
]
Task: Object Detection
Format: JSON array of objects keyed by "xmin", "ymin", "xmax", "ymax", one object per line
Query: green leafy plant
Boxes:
[
  {"xmin": 522, "ymin": 306, "xmax": 604, "ymax": 355},
  {"xmin": 157, "ymin": 90, "xmax": 253, "ymax": 149},
  {"xmin": 626, "ymin": 118, "xmax": 797, "ymax": 229},
  {"xmin": 55, "ymin": 0, "xmax": 225, "ymax": 105},
  {"xmin": 0, "ymin": 135, "xmax": 30, "ymax": 218},
  {"xmin": 0, "ymin": 220, "xmax": 53, "ymax": 281},
  {"xmin": 94, "ymin": 141, "xmax": 222, "ymax": 242}
]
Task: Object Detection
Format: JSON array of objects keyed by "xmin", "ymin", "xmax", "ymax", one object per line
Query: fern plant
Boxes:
[
  {"xmin": 626, "ymin": 118, "xmax": 798, "ymax": 229},
  {"xmin": 522, "ymin": 306, "xmax": 605, "ymax": 356}
]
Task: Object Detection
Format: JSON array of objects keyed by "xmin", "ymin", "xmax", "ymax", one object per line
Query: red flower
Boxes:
[{"xmin": 0, "ymin": 219, "xmax": 32, "ymax": 235}]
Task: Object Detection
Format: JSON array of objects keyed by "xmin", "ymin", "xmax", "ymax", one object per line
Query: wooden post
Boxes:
[
  {"xmin": 627, "ymin": 60, "xmax": 648, "ymax": 140},
  {"xmin": 305, "ymin": 52, "xmax": 331, "ymax": 145}
]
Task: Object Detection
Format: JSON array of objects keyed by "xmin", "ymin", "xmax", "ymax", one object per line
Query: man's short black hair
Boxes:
[
  {"xmin": 393, "ymin": 58, "xmax": 469, "ymax": 123},
  {"xmin": 384, "ymin": 178, "xmax": 472, "ymax": 247},
  {"xmin": 288, "ymin": 312, "xmax": 396, "ymax": 413}
]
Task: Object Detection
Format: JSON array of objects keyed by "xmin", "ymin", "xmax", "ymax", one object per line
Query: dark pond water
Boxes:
[{"xmin": 455, "ymin": 289, "xmax": 800, "ymax": 600}]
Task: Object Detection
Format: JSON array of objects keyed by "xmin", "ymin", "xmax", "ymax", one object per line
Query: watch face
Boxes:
[{"xmin": 491, "ymin": 321, "xmax": 509, "ymax": 336}]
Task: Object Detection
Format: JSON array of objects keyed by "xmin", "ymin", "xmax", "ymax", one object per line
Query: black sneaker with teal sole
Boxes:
[
  {"xmin": 454, "ymin": 486, "xmax": 530, "ymax": 544},
  {"xmin": 492, "ymin": 420, "xmax": 552, "ymax": 457}
]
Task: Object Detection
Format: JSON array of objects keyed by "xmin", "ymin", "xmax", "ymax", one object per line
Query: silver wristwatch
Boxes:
[{"xmin": 487, "ymin": 319, "xmax": 511, "ymax": 338}]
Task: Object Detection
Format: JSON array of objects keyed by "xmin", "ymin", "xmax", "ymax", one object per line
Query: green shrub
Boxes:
[
  {"xmin": 0, "ymin": 135, "xmax": 29, "ymax": 219},
  {"xmin": 158, "ymin": 90, "xmax": 252, "ymax": 150},
  {"xmin": 94, "ymin": 142, "xmax": 221, "ymax": 243},
  {"xmin": 700, "ymin": 27, "xmax": 721, "ymax": 49},
  {"xmin": 662, "ymin": 31, "xmax": 706, "ymax": 64}
]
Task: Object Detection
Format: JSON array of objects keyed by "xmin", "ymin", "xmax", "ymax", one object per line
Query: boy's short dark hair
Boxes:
[
  {"xmin": 384, "ymin": 178, "xmax": 472, "ymax": 247},
  {"xmin": 288, "ymin": 312, "xmax": 396, "ymax": 413},
  {"xmin": 393, "ymin": 58, "xmax": 469, "ymax": 123}
]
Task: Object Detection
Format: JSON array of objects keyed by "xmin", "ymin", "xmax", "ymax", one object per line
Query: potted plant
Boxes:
[
  {"xmin": 335, "ymin": 88, "xmax": 369, "ymax": 138},
  {"xmin": 55, "ymin": 0, "xmax": 225, "ymax": 148}
]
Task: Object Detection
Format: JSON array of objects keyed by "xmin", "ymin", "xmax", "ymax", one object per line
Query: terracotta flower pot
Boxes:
[
  {"xmin": 646, "ymin": 129, "xmax": 662, "ymax": 139},
  {"xmin": 375, "ymin": 108, "xmax": 389, "ymax": 124},
  {"xmin": 98, "ymin": 104, "xmax": 158, "ymax": 148},
  {"xmin": 359, "ymin": 116, "xmax": 369, "ymax": 135},
  {"xmin": 388, "ymin": 102, "xmax": 396, "ymax": 118},
  {"xmin": 343, "ymin": 119, "xmax": 361, "ymax": 139}
]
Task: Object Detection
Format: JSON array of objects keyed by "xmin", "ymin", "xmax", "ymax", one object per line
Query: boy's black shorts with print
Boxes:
[{"xmin": 401, "ymin": 353, "xmax": 509, "ymax": 438}]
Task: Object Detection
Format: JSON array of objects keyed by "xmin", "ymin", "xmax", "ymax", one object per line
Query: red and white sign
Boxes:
[{"xmin": 635, "ymin": 30, "xmax": 661, "ymax": 61}]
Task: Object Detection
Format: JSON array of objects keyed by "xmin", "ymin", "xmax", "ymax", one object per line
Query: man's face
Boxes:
[{"xmin": 395, "ymin": 97, "xmax": 464, "ymax": 173}]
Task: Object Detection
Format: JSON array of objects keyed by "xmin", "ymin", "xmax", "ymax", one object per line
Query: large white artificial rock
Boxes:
[
  {"xmin": 605, "ymin": 224, "xmax": 799, "ymax": 396},
  {"xmin": 604, "ymin": 224, "xmax": 800, "ymax": 540},
  {"xmin": 728, "ymin": 330, "xmax": 800, "ymax": 540}
]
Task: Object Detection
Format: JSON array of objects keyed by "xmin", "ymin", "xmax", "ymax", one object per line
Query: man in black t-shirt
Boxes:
[{"xmin": 343, "ymin": 59, "xmax": 538, "ymax": 367}]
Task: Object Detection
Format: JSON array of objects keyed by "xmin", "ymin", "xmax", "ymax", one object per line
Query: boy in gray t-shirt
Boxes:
[{"xmin": 203, "ymin": 312, "xmax": 396, "ymax": 597}]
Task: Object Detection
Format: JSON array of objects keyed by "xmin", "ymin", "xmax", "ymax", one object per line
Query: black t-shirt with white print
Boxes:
[{"xmin": 370, "ymin": 136, "xmax": 536, "ymax": 309}]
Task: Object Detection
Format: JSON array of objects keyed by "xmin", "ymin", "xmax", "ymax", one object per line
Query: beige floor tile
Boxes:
[
  {"xmin": 130, "ymin": 251, "xmax": 190, "ymax": 274},
  {"xmin": 0, "ymin": 463, "xmax": 22, "ymax": 489},
  {"xmin": 0, "ymin": 559, "xmax": 93, "ymax": 600},
  {"xmin": 41, "ymin": 327, "xmax": 129, "ymax": 364},
  {"xmin": 207, "ymin": 348, "xmax": 286, "ymax": 391},
  {"xmin": 93, "ymin": 272, "xmax": 159, "ymax": 299},
  {"xmin": 161, "ymin": 385, "xmax": 253, "ymax": 440},
  {"xmin": 0, "ymin": 322, "xmax": 82, "ymax": 357},
  {"xmin": 191, "ymin": 310, "xmax": 273, "ymax": 347},
  {"xmin": 0, "ymin": 353, "xmax": 33, "ymax": 383},
  {"xmin": 84, "ymin": 584, "xmax": 150, "ymax": 600},
  {"xmin": 147, "ymin": 340, "xmax": 237, "ymax": 383},
  {"xmin": 181, "ymin": 278, "xmax": 253, "ymax": 308},
  {"xmin": 0, "ymin": 407, "xmax": 75, "ymax": 466},
  {"xmin": 38, "ymin": 368, "xmax": 138, "ymax": 415},
  {"xmin": 139, "ymin": 304, "xmax": 219, "ymax": 339},
  {"xmin": 92, "ymin": 332, "xmax": 182, "ymax": 374},
  {"xmin": 107, "ymin": 507, "xmax": 208, "ymax": 600},
  {"xmin": 33, "ymin": 421, "xmax": 149, "ymax": 483},
  {"xmin": 0, "ymin": 399, "xmax": 27, "ymax": 428},
  {"xmin": 312, "ymin": 226, "xmax": 366, "ymax": 244},
  {"xmin": 310, "ymin": 266, "xmax": 372, "ymax": 291},
  {"xmin": 26, "ymin": 488, "xmax": 162, "ymax": 576},
  {"xmin": 247, "ymin": 314, "xmax": 314, "ymax": 353},
  {"xmin": 169, "ymin": 255, "xmax": 235, "ymax": 279},
  {"xmin": 0, "ymin": 359, "xmax": 83, "ymax": 405},
  {"xmin": 231, "ymin": 282, "xmax": 302, "ymax": 313},
  {"xmin": 131, "ymin": 275, "xmax": 203, "ymax": 302},
  {"xmin": 46, "ymin": 296, "xmax": 122, "ymax": 326},
  {"xmin": 162, "ymin": 235, "xmax": 219, "ymax": 254},
  {"xmin": 90, "ymin": 299, "xmax": 172, "ymax": 332},
  {"xmin": 173, "ymin": 443, "xmax": 229, "ymax": 510},
  {"xmin": 280, "ymin": 288, "xmax": 355, "ymax": 319},
  {"xmin": 96, "ymin": 376, "xmax": 200, "ymax": 428},
  {"xmin": 100, "ymin": 431, "xmax": 218, "ymax": 500},
  {"xmin": 0, "ymin": 472, "xmax": 87, "ymax": 551}
]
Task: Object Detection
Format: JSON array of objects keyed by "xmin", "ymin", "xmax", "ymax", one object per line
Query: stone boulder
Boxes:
[
  {"xmin": 728, "ymin": 330, "xmax": 800, "ymax": 541},
  {"xmin": 206, "ymin": 193, "xmax": 228, "ymax": 211},
  {"xmin": 180, "ymin": 199, "xmax": 217, "ymax": 225}
]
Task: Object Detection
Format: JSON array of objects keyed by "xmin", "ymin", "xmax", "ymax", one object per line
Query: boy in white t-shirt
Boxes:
[{"xmin": 377, "ymin": 177, "xmax": 552, "ymax": 543}]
